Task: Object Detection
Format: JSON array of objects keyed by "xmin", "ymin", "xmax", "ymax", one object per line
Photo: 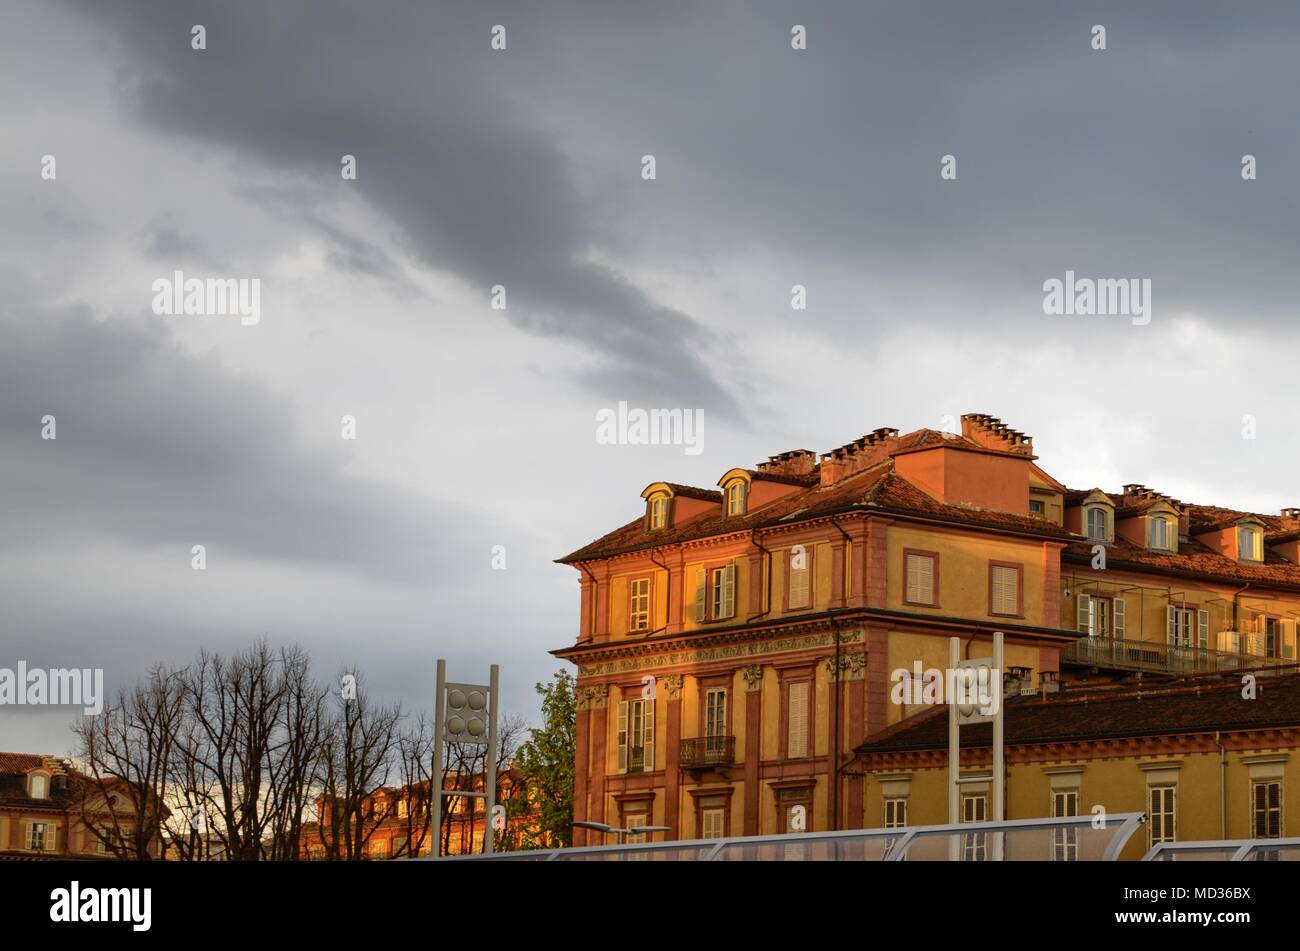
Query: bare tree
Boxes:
[{"xmin": 72, "ymin": 664, "xmax": 182, "ymax": 860}]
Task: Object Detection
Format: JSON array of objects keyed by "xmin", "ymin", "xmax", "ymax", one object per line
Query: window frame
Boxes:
[
  {"xmin": 725, "ymin": 479, "xmax": 748, "ymax": 517},
  {"xmin": 1251, "ymin": 779, "xmax": 1282, "ymax": 839},
  {"xmin": 780, "ymin": 671, "xmax": 814, "ymax": 760},
  {"xmin": 987, "ymin": 561, "xmax": 1024, "ymax": 618},
  {"xmin": 783, "ymin": 544, "xmax": 814, "ymax": 611},
  {"xmin": 647, "ymin": 494, "xmax": 670, "ymax": 531},
  {"xmin": 903, "ymin": 549, "xmax": 940, "ymax": 608},
  {"xmin": 628, "ymin": 575, "xmax": 653, "ymax": 632},
  {"xmin": 1239, "ymin": 525, "xmax": 1262, "ymax": 562},
  {"xmin": 1148, "ymin": 784, "xmax": 1177, "ymax": 847},
  {"xmin": 1085, "ymin": 505, "xmax": 1110, "ymax": 542}
]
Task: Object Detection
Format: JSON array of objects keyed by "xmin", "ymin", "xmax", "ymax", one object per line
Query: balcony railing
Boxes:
[
  {"xmin": 627, "ymin": 746, "xmax": 647, "ymax": 774},
  {"xmin": 679, "ymin": 736, "xmax": 736, "ymax": 770},
  {"xmin": 1062, "ymin": 636, "xmax": 1291, "ymax": 676}
]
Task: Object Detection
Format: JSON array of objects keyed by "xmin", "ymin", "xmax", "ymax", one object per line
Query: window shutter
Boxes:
[
  {"xmin": 991, "ymin": 565, "xmax": 1017, "ymax": 614},
  {"xmin": 1076, "ymin": 593, "xmax": 1091, "ymax": 634},
  {"xmin": 694, "ymin": 569, "xmax": 706, "ymax": 622},
  {"xmin": 1113, "ymin": 597, "xmax": 1125, "ymax": 638},
  {"xmin": 787, "ymin": 681, "xmax": 809, "ymax": 758},
  {"xmin": 616, "ymin": 701, "xmax": 628, "ymax": 772},
  {"xmin": 1198, "ymin": 610, "xmax": 1209, "ymax": 650},
  {"xmin": 702, "ymin": 809, "xmax": 724, "ymax": 839},
  {"xmin": 906, "ymin": 554, "xmax": 934, "ymax": 604},
  {"xmin": 1284, "ymin": 622, "xmax": 1295, "ymax": 660},
  {"xmin": 643, "ymin": 699, "xmax": 654, "ymax": 771},
  {"xmin": 790, "ymin": 555, "xmax": 810, "ymax": 609},
  {"xmin": 721, "ymin": 564, "xmax": 736, "ymax": 619},
  {"xmin": 1166, "ymin": 606, "xmax": 1176, "ymax": 645}
]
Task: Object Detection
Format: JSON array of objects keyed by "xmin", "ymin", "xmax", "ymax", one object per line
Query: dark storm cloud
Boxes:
[
  {"xmin": 66, "ymin": 0, "xmax": 742, "ymax": 417},
  {"xmin": 0, "ymin": 268, "xmax": 489, "ymax": 586}
]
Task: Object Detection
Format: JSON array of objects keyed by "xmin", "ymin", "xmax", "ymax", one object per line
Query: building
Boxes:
[
  {"xmin": 301, "ymin": 764, "xmax": 543, "ymax": 859},
  {"xmin": 853, "ymin": 676, "xmax": 1300, "ymax": 857},
  {"xmin": 555, "ymin": 413, "xmax": 1300, "ymax": 845},
  {"xmin": 0, "ymin": 753, "xmax": 163, "ymax": 860}
]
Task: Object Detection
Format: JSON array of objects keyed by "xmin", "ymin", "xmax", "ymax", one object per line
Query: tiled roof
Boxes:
[
  {"xmin": 559, "ymin": 458, "xmax": 1072, "ymax": 563},
  {"xmin": 0, "ymin": 753, "xmax": 76, "ymax": 809},
  {"xmin": 1185, "ymin": 503, "xmax": 1278, "ymax": 534},
  {"xmin": 1061, "ymin": 534, "xmax": 1300, "ymax": 589},
  {"xmin": 659, "ymin": 483, "xmax": 721, "ymax": 502},
  {"xmin": 855, "ymin": 676, "xmax": 1300, "ymax": 755}
]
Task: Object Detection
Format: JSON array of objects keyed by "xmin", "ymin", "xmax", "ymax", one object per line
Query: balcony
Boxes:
[
  {"xmin": 679, "ymin": 736, "xmax": 736, "ymax": 770},
  {"xmin": 1062, "ymin": 636, "xmax": 1292, "ymax": 677},
  {"xmin": 627, "ymin": 746, "xmax": 647, "ymax": 774}
]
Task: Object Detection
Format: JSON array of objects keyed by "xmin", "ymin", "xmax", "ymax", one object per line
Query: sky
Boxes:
[{"xmin": 3, "ymin": 0, "xmax": 1300, "ymax": 754}]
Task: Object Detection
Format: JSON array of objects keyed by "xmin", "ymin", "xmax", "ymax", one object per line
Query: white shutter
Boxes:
[
  {"xmin": 694, "ymin": 569, "xmax": 707, "ymax": 622},
  {"xmin": 702, "ymin": 809, "xmax": 724, "ymax": 839},
  {"xmin": 1198, "ymin": 610, "xmax": 1209, "ymax": 650},
  {"xmin": 789, "ymin": 554, "xmax": 810, "ymax": 609},
  {"xmin": 1167, "ymin": 606, "xmax": 1177, "ymax": 645},
  {"xmin": 1113, "ymin": 597, "xmax": 1125, "ymax": 638},
  {"xmin": 906, "ymin": 554, "xmax": 933, "ymax": 604},
  {"xmin": 616, "ymin": 701, "xmax": 628, "ymax": 772},
  {"xmin": 720, "ymin": 564, "xmax": 736, "ymax": 619},
  {"xmin": 787, "ymin": 681, "xmax": 809, "ymax": 758},
  {"xmin": 643, "ymin": 698, "xmax": 654, "ymax": 771},
  {"xmin": 1077, "ymin": 593, "xmax": 1091, "ymax": 634}
]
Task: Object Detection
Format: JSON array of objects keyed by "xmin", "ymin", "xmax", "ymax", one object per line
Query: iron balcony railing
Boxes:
[
  {"xmin": 1063, "ymin": 636, "xmax": 1292, "ymax": 676},
  {"xmin": 627, "ymin": 746, "xmax": 647, "ymax": 773},
  {"xmin": 679, "ymin": 736, "xmax": 736, "ymax": 769}
]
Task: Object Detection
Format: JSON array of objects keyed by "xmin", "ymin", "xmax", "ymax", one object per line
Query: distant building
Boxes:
[
  {"xmin": 0, "ymin": 752, "xmax": 162, "ymax": 860},
  {"xmin": 301, "ymin": 764, "xmax": 545, "ymax": 859}
]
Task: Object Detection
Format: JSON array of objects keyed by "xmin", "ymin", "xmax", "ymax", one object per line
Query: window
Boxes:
[
  {"xmin": 884, "ymin": 797, "xmax": 908, "ymax": 829},
  {"xmin": 27, "ymin": 823, "xmax": 47, "ymax": 852},
  {"xmin": 787, "ymin": 547, "xmax": 811, "ymax": 610},
  {"xmin": 1147, "ymin": 516, "xmax": 1175, "ymax": 551},
  {"xmin": 786, "ymin": 681, "xmax": 810, "ymax": 759},
  {"xmin": 726, "ymin": 480, "xmax": 747, "ymax": 516},
  {"xmin": 710, "ymin": 565, "xmax": 736, "ymax": 620},
  {"xmin": 1239, "ymin": 526, "xmax": 1261, "ymax": 561},
  {"xmin": 369, "ymin": 837, "xmax": 390, "ymax": 859},
  {"xmin": 961, "ymin": 794, "xmax": 988, "ymax": 861},
  {"xmin": 705, "ymin": 688, "xmax": 727, "ymax": 740},
  {"xmin": 1052, "ymin": 789, "xmax": 1079, "ymax": 861},
  {"xmin": 1086, "ymin": 506, "xmax": 1109, "ymax": 542},
  {"xmin": 904, "ymin": 551, "xmax": 937, "ymax": 606},
  {"xmin": 398, "ymin": 798, "xmax": 408, "ymax": 819},
  {"xmin": 29, "ymin": 773, "xmax": 48, "ymax": 800},
  {"xmin": 629, "ymin": 577, "xmax": 651, "ymax": 632},
  {"xmin": 625, "ymin": 813, "xmax": 648, "ymax": 847},
  {"xmin": 1252, "ymin": 781, "xmax": 1282, "ymax": 839},
  {"xmin": 1149, "ymin": 785, "xmax": 1177, "ymax": 846},
  {"xmin": 1077, "ymin": 594, "xmax": 1125, "ymax": 638},
  {"xmin": 1167, "ymin": 606, "xmax": 1209, "ymax": 649},
  {"xmin": 700, "ymin": 807, "xmax": 726, "ymax": 840},
  {"xmin": 617, "ymin": 697, "xmax": 655, "ymax": 774},
  {"xmin": 1265, "ymin": 618, "xmax": 1282, "ymax": 658},
  {"xmin": 648, "ymin": 495, "xmax": 668, "ymax": 530},
  {"xmin": 988, "ymin": 563, "xmax": 1021, "ymax": 616},
  {"xmin": 1029, "ymin": 499, "xmax": 1045, "ymax": 516},
  {"xmin": 393, "ymin": 835, "xmax": 409, "ymax": 857}
]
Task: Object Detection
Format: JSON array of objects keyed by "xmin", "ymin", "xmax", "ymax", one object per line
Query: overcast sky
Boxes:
[{"xmin": 4, "ymin": 1, "xmax": 1300, "ymax": 754}]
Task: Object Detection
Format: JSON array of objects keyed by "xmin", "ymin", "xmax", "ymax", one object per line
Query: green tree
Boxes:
[{"xmin": 513, "ymin": 670, "xmax": 575, "ymax": 849}]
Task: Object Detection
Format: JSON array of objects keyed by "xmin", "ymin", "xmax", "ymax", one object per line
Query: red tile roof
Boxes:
[{"xmin": 855, "ymin": 676, "xmax": 1300, "ymax": 755}]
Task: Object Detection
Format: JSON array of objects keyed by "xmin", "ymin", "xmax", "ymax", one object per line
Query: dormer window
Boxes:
[
  {"xmin": 1239, "ymin": 525, "xmax": 1262, "ymax": 561},
  {"xmin": 29, "ymin": 773, "xmax": 48, "ymax": 800},
  {"xmin": 1085, "ymin": 506, "xmax": 1109, "ymax": 542},
  {"xmin": 1147, "ymin": 516, "xmax": 1176, "ymax": 552},
  {"xmin": 648, "ymin": 495, "xmax": 669, "ymax": 530},
  {"xmin": 726, "ymin": 480, "xmax": 747, "ymax": 517}
]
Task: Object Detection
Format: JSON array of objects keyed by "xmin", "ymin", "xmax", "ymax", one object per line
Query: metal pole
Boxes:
[
  {"xmin": 484, "ymin": 664, "xmax": 500, "ymax": 855},
  {"xmin": 948, "ymin": 637, "xmax": 959, "ymax": 861},
  {"xmin": 993, "ymin": 632, "xmax": 1005, "ymax": 861},
  {"xmin": 430, "ymin": 659, "xmax": 446, "ymax": 858}
]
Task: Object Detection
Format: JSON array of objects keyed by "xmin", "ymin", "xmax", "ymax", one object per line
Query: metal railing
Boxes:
[
  {"xmin": 1143, "ymin": 837, "xmax": 1300, "ymax": 861},
  {"xmin": 424, "ymin": 812, "xmax": 1148, "ymax": 862},
  {"xmin": 679, "ymin": 736, "xmax": 736, "ymax": 769},
  {"xmin": 1062, "ymin": 636, "xmax": 1291, "ymax": 676}
]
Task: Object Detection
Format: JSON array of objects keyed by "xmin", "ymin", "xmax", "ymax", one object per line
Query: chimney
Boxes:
[
  {"xmin": 960, "ymin": 414, "xmax": 1034, "ymax": 455},
  {"xmin": 757, "ymin": 449, "xmax": 816, "ymax": 477},
  {"xmin": 1280, "ymin": 508, "xmax": 1300, "ymax": 530},
  {"xmin": 819, "ymin": 428, "xmax": 899, "ymax": 486}
]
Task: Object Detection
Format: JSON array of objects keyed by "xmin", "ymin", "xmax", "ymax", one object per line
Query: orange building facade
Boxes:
[{"xmin": 556, "ymin": 413, "xmax": 1300, "ymax": 846}]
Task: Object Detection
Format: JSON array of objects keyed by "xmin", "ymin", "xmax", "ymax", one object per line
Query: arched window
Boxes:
[
  {"xmin": 1086, "ymin": 507, "xmax": 1109, "ymax": 542},
  {"xmin": 1147, "ymin": 516, "xmax": 1174, "ymax": 551},
  {"xmin": 29, "ymin": 773, "xmax": 48, "ymax": 800},
  {"xmin": 726, "ymin": 480, "xmax": 747, "ymax": 516},
  {"xmin": 648, "ymin": 495, "xmax": 668, "ymax": 530}
]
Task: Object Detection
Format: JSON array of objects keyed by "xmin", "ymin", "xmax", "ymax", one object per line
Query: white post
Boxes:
[
  {"xmin": 430, "ymin": 659, "xmax": 446, "ymax": 858},
  {"xmin": 948, "ymin": 636, "xmax": 960, "ymax": 861},
  {"xmin": 484, "ymin": 664, "xmax": 500, "ymax": 855},
  {"xmin": 992, "ymin": 632, "xmax": 1005, "ymax": 861}
]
